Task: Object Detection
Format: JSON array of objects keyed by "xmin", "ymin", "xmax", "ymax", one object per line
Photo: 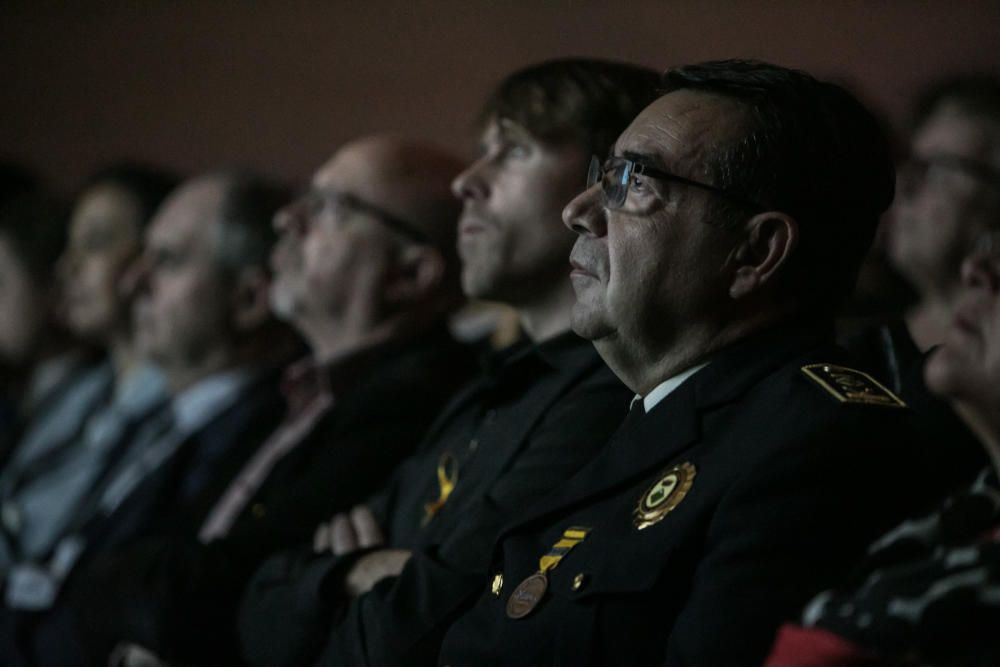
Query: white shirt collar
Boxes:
[
  {"xmin": 634, "ymin": 362, "xmax": 709, "ymax": 414},
  {"xmin": 112, "ymin": 363, "xmax": 167, "ymax": 416},
  {"xmin": 171, "ymin": 367, "xmax": 255, "ymax": 436}
]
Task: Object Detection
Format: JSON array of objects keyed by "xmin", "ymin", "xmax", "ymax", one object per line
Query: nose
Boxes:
[
  {"xmin": 119, "ymin": 252, "xmax": 151, "ymax": 302},
  {"xmin": 562, "ymin": 184, "xmax": 606, "ymax": 237},
  {"xmin": 273, "ymin": 199, "xmax": 306, "ymax": 236},
  {"xmin": 451, "ymin": 156, "xmax": 490, "ymax": 202}
]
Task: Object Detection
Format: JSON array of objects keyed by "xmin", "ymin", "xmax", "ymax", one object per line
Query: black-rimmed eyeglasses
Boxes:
[
  {"xmin": 587, "ymin": 155, "xmax": 763, "ymax": 212},
  {"xmin": 290, "ymin": 189, "xmax": 430, "ymax": 244}
]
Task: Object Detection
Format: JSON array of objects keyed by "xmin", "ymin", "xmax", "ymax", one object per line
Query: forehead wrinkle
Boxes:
[{"xmin": 617, "ymin": 96, "xmax": 729, "ymax": 178}]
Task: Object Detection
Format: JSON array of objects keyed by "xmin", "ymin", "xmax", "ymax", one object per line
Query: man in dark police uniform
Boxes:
[{"xmin": 437, "ymin": 60, "xmax": 967, "ymax": 666}]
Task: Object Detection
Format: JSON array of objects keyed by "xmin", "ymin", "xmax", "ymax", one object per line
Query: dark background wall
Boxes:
[{"xmin": 2, "ymin": 0, "xmax": 999, "ymax": 193}]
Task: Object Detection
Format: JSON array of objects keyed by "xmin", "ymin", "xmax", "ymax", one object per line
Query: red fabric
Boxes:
[{"xmin": 764, "ymin": 624, "xmax": 882, "ymax": 667}]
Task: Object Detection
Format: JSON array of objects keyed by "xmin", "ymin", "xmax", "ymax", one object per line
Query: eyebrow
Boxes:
[{"xmin": 496, "ymin": 119, "xmax": 532, "ymax": 142}]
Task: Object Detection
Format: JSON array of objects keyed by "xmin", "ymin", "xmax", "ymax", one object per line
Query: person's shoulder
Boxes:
[
  {"xmin": 775, "ymin": 356, "xmax": 908, "ymax": 414},
  {"xmin": 721, "ymin": 347, "xmax": 914, "ymax": 452}
]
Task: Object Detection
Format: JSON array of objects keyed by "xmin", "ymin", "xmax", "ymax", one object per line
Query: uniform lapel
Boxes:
[
  {"xmin": 508, "ymin": 375, "xmax": 702, "ymax": 528},
  {"xmin": 455, "ymin": 348, "xmax": 609, "ymax": 502}
]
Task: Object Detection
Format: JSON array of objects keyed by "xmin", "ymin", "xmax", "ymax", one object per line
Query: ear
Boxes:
[
  {"xmin": 231, "ymin": 266, "xmax": 273, "ymax": 332},
  {"xmin": 728, "ymin": 211, "xmax": 799, "ymax": 300},
  {"xmin": 384, "ymin": 245, "xmax": 446, "ymax": 307}
]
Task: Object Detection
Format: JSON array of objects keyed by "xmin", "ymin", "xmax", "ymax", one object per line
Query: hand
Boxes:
[
  {"xmin": 108, "ymin": 643, "xmax": 169, "ymax": 667},
  {"xmin": 313, "ymin": 505, "xmax": 384, "ymax": 556},
  {"xmin": 343, "ymin": 548, "xmax": 412, "ymax": 596}
]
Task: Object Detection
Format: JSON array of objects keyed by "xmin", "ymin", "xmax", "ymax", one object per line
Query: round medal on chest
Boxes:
[{"xmin": 505, "ymin": 571, "xmax": 549, "ymax": 619}]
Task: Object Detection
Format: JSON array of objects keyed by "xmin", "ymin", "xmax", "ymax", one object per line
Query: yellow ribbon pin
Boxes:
[{"xmin": 422, "ymin": 452, "xmax": 458, "ymax": 524}]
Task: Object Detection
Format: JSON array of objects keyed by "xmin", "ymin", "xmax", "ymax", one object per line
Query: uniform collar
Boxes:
[{"xmin": 638, "ymin": 362, "xmax": 710, "ymax": 414}]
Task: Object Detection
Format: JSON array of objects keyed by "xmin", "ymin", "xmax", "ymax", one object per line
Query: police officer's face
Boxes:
[
  {"xmin": 925, "ymin": 236, "xmax": 1000, "ymax": 408},
  {"xmin": 888, "ymin": 105, "xmax": 1000, "ymax": 292},
  {"xmin": 562, "ymin": 90, "xmax": 740, "ymax": 355},
  {"xmin": 452, "ymin": 118, "xmax": 588, "ymax": 305}
]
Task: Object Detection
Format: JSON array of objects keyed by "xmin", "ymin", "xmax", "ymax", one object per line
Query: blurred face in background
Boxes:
[
  {"xmin": 60, "ymin": 183, "xmax": 144, "ymax": 343},
  {"xmin": 269, "ymin": 156, "xmax": 400, "ymax": 331},
  {"xmin": 888, "ymin": 104, "xmax": 1000, "ymax": 294},
  {"xmin": 130, "ymin": 179, "xmax": 235, "ymax": 377},
  {"xmin": 925, "ymin": 233, "xmax": 1000, "ymax": 407},
  {"xmin": 451, "ymin": 117, "xmax": 588, "ymax": 305},
  {"xmin": 0, "ymin": 233, "xmax": 47, "ymax": 363}
]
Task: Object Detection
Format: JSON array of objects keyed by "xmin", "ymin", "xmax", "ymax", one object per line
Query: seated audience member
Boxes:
[
  {"xmin": 0, "ymin": 169, "xmax": 76, "ymax": 454},
  {"xmin": 0, "ymin": 164, "xmax": 176, "ymax": 574},
  {"xmin": 237, "ymin": 59, "xmax": 656, "ymax": 667},
  {"xmin": 4, "ymin": 171, "xmax": 294, "ymax": 666},
  {"xmin": 766, "ymin": 231, "xmax": 1000, "ymax": 666},
  {"xmin": 434, "ymin": 59, "xmax": 971, "ymax": 667},
  {"xmin": 886, "ymin": 75, "xmax": 1000, "ymax": 354},
  {"xmin": 845, "ymin": 77, "xmax": 1000, "ymax": 491},
  {"xmin": 71, "ymin": 137, "xmax": 478, "ymax": 666}
]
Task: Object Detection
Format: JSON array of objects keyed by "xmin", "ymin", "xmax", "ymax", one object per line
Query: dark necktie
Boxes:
[{"xmin": 620, "ymin": 399, "xmax": 646, "ymax": 432}]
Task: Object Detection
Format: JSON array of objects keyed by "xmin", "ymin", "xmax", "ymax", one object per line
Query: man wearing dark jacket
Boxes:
[
  {"xmin": 237, "ymin": 59, "xmax": 661, "ymax": 667},
  {"xmin": 436, "ymin": 60, "xmax": 974, "ymax": 667}
]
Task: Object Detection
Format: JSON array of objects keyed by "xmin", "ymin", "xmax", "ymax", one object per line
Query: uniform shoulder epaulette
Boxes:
[{"xmin": 800, "ymin": 363, "xmax": 907, "ymax": 408}]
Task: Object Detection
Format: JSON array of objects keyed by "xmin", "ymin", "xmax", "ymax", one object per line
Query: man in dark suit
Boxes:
[
  {"xmin": 0, "ymin": 171, "xmax": 293, "ymax": 665},
  {"xmin": 237, "ymin": 59, "xmax": 660, "ymax": 667},
  {"xmin": 435, "ymin": 60, "xmax": 975, "ymax": 667},
  {"xmin": 62, "ymin": 137, "xmax": 479, "ymax": 666}
]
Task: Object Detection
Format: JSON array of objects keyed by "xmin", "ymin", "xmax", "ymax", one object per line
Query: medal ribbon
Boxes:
[
  {"xmin": 538, "ymin": 526, "xmax": 590, "ymax": 573},
  {"xmin": 422, "ymin": 452, "xmax": 458, "ymax": 524}
]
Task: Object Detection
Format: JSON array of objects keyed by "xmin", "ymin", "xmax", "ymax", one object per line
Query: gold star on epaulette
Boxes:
[{"xmin": 800, "ymin": 364, "xmax": 907, "ymax": 408}]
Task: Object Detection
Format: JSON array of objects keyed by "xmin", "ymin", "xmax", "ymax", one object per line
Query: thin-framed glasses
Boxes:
[
  {"xmin": 587, "ymin": 155, "xmax": 763, "ymax": 212},
  {"xmin": 293, "ymin": 189, "xmax": 429, "ymax": 243}
]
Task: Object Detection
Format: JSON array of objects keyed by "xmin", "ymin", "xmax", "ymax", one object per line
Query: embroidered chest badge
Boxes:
[{"xmin": 633, "ymin": 462, "xmax": 696, "ymax": 530}]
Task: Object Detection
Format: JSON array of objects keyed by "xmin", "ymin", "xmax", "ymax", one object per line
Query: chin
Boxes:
[
  {"xmin": 924, "ymin": 347, "xmax": 975, "ymax": 399},
  {"xmin": 460, "ymin": 267, "xmax": 498, "ymax": 302},
  {"xmin": 570, "ymin": 309, "xmax": 611, "ymax": 342}
]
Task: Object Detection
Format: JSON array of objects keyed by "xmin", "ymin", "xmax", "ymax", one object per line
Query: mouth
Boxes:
[
  {"xmin": 270, "ymin": 242, "xmax": 294, "ymax": 272},
  {"xmin": 458, "ymin": 209, "xmax": 496, "ymax": 237},
  {"xmin": 458, "ymin": 219, "xmax": 488, "ymax": 237},
  {"xmin": 569, "ymin": 259, "xmax": 597, "ymax": 279}
]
